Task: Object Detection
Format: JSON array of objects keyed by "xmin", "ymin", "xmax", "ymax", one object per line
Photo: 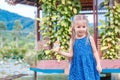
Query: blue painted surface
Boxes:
[
  {"xmin": 30, "ymin": 67, "xmax": 64, "ymax": 73},
  {"xmin": 102, "ymin": 69, "xmax": 120, "ymax": 73},
  {"xmin": 30, "ymin": 67, "xmax": 120, "ymax": 74}
]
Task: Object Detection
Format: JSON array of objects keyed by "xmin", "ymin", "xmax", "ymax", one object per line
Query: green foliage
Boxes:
[
  {"xmin": 89, "ymin": 26, "xmax": 94, "ymax": 36},
  {"xmin": 12, "ymin": 20, "xmax": 23, "ymax": 47},
  {"xmin": 15, "ymin": 74, "xmax": 68, "ymax": 80},
  {"xmin": 0, "ymin": 19, "xmax": 36, "ymax": 65},
  {"xmin": 13, "ymin": 20, "xmax": 23, "ymax": 31},
  {"xmin": 37, "ymin": 74, "xmax": 68, "ymax": 80},
  {"xmin": 98, "ymin": 1, "xmax": 120, "ymax": 59},
  {"xmin": 0, "ymin": 21, "xmax": 6, "ymax": 30},
  {"xmin": 23, "ymin": 50, "xmax": 38, "ymax": 66},
  {"xmin": 0, "ymin": 46, "xmax": 27, "ymax": 59},
  {"xmin": 40, "ymin": 0, "xmax": 81, "ymax": 60},
  {"xmin": 37, "ymin": 50, "xmax": 65, "ymax": 61},
  {"xmin": 0, "ymin": 29, "xmax": 35, "ymax": 63},
  {"xmin": 37, "ymin": 50, "xmax": 51, "ymax": 60},
  {"xmin": 0, "ymin": 21, "xmax": 7, "ymax": 47},
  {"xmin": 41, "ymin": 0, "xmax": 81, "ymax": 49}
]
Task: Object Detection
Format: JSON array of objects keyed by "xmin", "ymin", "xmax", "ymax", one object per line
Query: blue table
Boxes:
[
  {"xmin": 102, "ymin": 69, "xmax": 120, "ymax": 73},
  {"xmin": 101, "ymin": 68, "xmax": 120, "ymax": 80},
  {"xmin": 30, "ymin": 68, "xmax": 120, "ymax": 80},
  {"xmin": 30, "ymin": 67, "xmax": 64, "ymax": 80}
]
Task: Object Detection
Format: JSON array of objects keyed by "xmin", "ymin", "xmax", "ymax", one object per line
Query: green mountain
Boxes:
[{"xmin": 0, "ymin": 9, "xmax": 35, "ymax": 31}]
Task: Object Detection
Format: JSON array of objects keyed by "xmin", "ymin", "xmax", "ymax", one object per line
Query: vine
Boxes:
[
  {"xmin": 99, "ymin": 0, "xmax": 120, "ymax": 59},
  {"xmin": 40, "ymin": 0, "xmax": 81, "ymax": 60}
]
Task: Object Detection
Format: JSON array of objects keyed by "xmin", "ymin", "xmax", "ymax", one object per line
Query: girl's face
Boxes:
[{"xmin": 74, "ymin": 20, "xmax": 87, "ymax": 37}]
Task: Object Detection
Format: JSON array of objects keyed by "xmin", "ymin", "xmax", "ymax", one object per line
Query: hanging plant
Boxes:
[
  {"xmin": 99, "ymin": 0, "xmax": 120, "ymax": 59},
  {"xmin": 40, "ymin": 0, "xmax": 81, "ymax": 60}
]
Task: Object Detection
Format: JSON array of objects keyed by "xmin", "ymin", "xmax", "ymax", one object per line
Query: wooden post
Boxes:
[
  {"xmin": 93, "ymin": 0, "xmax": 98, "ymax": 48},
  {"xmin": 34, "ymin": 71, "xmax": 37, "ymax": 80},
  {"xmin": 37, "ymin": 8, "xmax": 40, "ymax": 42}
]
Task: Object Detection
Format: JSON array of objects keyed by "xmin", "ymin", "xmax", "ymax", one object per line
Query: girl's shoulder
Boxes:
[
  {"xmin": 89, "ymin": 35, "xmax": 93, "ymax": 40},
  {"xmin": 89, "ymin": 35, "xmax": 95, "ymax": 44}
]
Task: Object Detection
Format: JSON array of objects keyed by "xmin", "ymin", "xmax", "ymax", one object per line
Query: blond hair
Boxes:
[{"xmin": 71, "ymin": 14, "xmax": 90, "ymax": 43}]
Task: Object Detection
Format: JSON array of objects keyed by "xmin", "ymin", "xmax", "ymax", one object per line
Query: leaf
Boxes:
[
  {"xmin": 115, "ymin": 20, "xmax": 118, "ymax": 24},
  {"xmin": 105, "ymin": 12, "xmax": 110, "ymax": 16},
  {"xmin": 111, "ymin": 40, "xmax": 115, "ymax": 45},
  {"xmin": 99, "ymin": 2, "xmax": 105, "ymax": 9},
  {"xmin": 61, "ymin": 46, "xmax": 64, "ymax": 49},
  {"xmin": 101, "ymin": 46, "xmax": 108, "ymax": 50},
  {"xmin": 104, "ymin": 0, "xmax": 109, "ymax": 5},
  {"xmin": 106, "ymin": 38, "xmax": 112, "ymax": 42},
  {"xmin": 45, "ymin": 50, "xmax": 51, "ymax": 55},
  {"xmin": 115, "ymin": 28, "xmax": 119, "ymax": 33},
  {"xmin": 73, "ymin": 8, "xmax": 77, "ymax": 14},
  {"xmin": 67, "ymin": 1, "xmax": 72, "ymax": 4},
  {"xmin": 61, "ymin": 0, "xmax": 65, "ymax": 4},
  {"xmin": 109, "ymin": 56, "xmax": 113, "ymax": 59}
]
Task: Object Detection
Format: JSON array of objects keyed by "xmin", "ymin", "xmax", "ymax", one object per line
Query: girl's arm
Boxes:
[
  {"xmin": 90, "ymin": 36, "xmax": 102, "ymax": 73},
  {"xmin": 59, "ymin": 39, "xmax": 73, "ymax": 58},
  {"xmin": 89, "ymin": 36, "xmax": 101, "ymax": 65},
  {"xmin": 54, "ymin": 39, "xmax": 73, "ymax": 58}
]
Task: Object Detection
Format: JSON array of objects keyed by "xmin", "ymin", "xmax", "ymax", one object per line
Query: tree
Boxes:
[
  {"xmin": 0, "ymin": 21, "xmax": 7, "ymax": 47},
  {"xmin": 12, "ymin": 20, "xmax": 23, "ymax": 47},
  {"xmin": 0, "ymin": 21, "xmax": 6, "ymax": 30}
]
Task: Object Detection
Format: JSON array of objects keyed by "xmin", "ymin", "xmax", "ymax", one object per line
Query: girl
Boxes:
[{"xmin": 53, "ymin": 14, "xmax": 102, "ymax": 80}]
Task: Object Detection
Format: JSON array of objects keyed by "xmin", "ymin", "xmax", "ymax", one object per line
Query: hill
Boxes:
[{"xmin": 0, "ymin": 9, "xmax": 34, "ymax": 31}]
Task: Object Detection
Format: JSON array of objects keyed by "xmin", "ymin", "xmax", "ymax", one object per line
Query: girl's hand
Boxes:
[
  {"xmin": 96, "ymin": 64, "xmax": 102, "ymax": 73},
  {"xmin": 52, "ymin": 39, "xmax": 60, "ymax": 53},
  {"xmin": 52, "ymin": 46, "xmax": 60, "ymax": 53}
]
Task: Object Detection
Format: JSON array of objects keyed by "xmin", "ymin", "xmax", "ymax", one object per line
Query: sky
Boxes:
[{"xmin": 0, "ymin": 0, "xmax": 37, "ymax": 19}]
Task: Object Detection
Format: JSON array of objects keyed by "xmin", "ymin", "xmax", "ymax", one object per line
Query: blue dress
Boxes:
[{"xmin": 68, "ymin": 36, "xmax": 100, "ymax": 80}]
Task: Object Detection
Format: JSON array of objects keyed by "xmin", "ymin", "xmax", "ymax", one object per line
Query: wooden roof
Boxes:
[
  {"xmin": 6, "ymin": 0, "xmax": 93, "ymax": 10},
  {"xmin": 80, "ymin": 0, "xmax": 93, "ymax": 10}
]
